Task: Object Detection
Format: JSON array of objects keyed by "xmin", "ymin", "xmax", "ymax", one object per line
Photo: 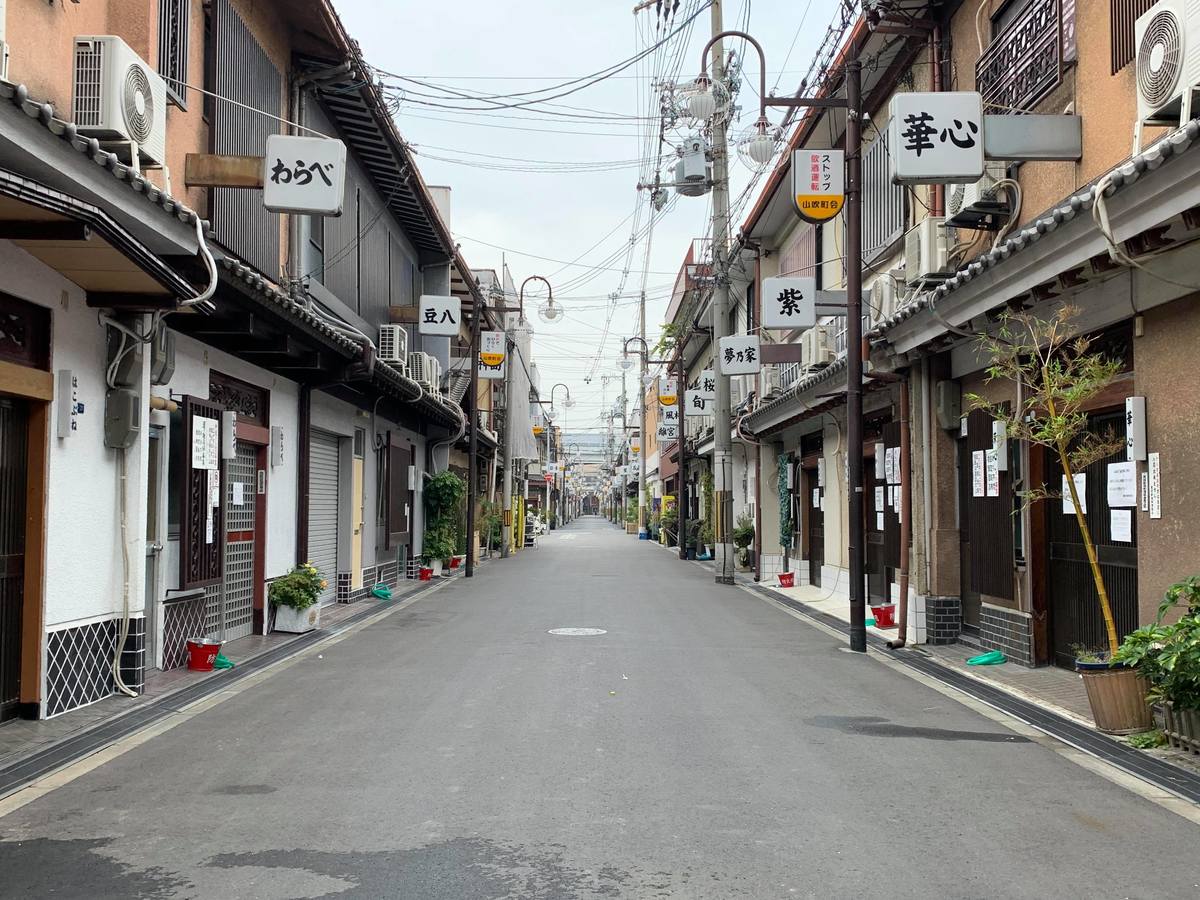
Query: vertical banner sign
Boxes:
[
  {"xmin": 1125, "ymin": 396, "xmax": 1147, "ymax": 461},
  {"xmin": 658, "ymin": 377, "xmax": 678, "ymax": 407},
  {"xmin": 718, "ymin": 335, "xmax": 762, "ymax": 375},
  {"xmin": 762, "ymin": 277, "xmax": 817, "ymax": 330},
  {"xmin": 1148, "ymin": 452, "xmax": 1162, "ymax": 519},
  {"xmin": 698, "ymin": 369, "xmax": 717, "ymax": 402},
  {"xmin": 263, "ymin": 135, "xmax": 348, "ymax": 215},
  {"xmin": 480, "ymin": 331, "xmax": 505, "ymax": 366},
  {"xmin": 888, "ymin": 92, "xmax": 985, "ymax": 184},
  {"xmin": 418, "ymin": 295, "xmax": 461, "ymax": 335},
  {"xmin": 792, "ymin": 149, "xmax": 844, "ymax": 223}
]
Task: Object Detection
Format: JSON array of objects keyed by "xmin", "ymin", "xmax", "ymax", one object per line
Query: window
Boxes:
[
  {"xmin": 305, "ymin": 215, "xmax": 325, "ymax": 283},
  {"xmin": 202, "ymin": 6, "xmax": 214, "ymax": 123},
  {"xmin": 159, "ymin": 0, "xmax": 190, "ymax": 107},
  {"xmin": 862, "ymin": 132, "xmax": 906, "ymax": 263}
]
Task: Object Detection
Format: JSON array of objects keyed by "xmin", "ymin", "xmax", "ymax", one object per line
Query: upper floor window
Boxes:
[
  {"xmin": 976, "ymin": 0, "xmax": 1072, "ymax": 114},
  {"xmin": 158, "ymin": 0, "xmax": 190, "ymax": 108},
  {"xmin": 862, "ymin": 132, "xmax": 906, "ymax": 263},
  {"xmin": 1111, "ymin": 0, "xmax": 1156, "ymax": 74}
]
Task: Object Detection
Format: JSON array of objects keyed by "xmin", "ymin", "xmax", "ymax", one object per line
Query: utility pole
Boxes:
[
  {"xmin": 677, "ymin": 342, "xmax": 689, "ymax": 560},
  {"xmin": 845, "ymin": 59, "xmax": 866, "ymax": 652},
  {"xmin": 500, "ymin": 328, "xmax": 515, "ymax": 559},
  {"xmin": 638, "ymin": 290, "xmax": 648, "ymax": 539},
  {"xmin": 466, "ymin": 290, "xmax": 481, "ymax": 577},
  {"xmin": 708, "ymin": 0, "xmax": 735, "ymax": 585}
]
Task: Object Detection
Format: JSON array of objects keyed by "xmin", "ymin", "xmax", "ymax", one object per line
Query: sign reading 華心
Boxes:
[
  {"xmin": 263, "ymin": 135, "xmax": 347, "ymax": 215},
  {"xmin": 762, "ymin": 277, "xmax": 817, "ymax": 331},
  {"xmin": 888, "ymin": 92, "xmax": 985, "ymax": 184},
  {"xmin": 418, "ymin": 295, "xmax": 461, "ymax": 336},
  {"xmin": 718, "ymin": 335, "xmax": 762, "ymax": 375},
  {"xmin": 792, "ymin": 149, "xmax": 844, "ymax": 223},
  {"xmin": 480, "ymin": 331, "xmax": 505, "ymax": 367}
]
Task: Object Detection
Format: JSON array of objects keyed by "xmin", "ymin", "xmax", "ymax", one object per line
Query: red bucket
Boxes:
[
  {"xmin": 449, "ymin": 556, "xmax": 462, "ymax": 569},
  {"xmin": 186, "ymin": 638, "xmax": 223, "ymax": 672},
  {"xmin": 419, "ymin": 567, "xmax": 433, "ymax": 581},
  {"xmin": 870, "ymin": 604, "xmax": 897, "ymax": 629},
  {"xmin": 778, "ymin": 572, "xmax": 795, "ymax": 588}
]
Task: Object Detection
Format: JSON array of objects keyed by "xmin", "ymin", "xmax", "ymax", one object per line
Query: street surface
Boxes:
[{"xmin": 1, "ymin": 517, "xmax": 1198, "ymax": 898}]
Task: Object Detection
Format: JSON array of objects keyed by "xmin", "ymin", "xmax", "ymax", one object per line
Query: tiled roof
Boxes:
[
  {"xmin": 743, "ymin": 355, "xmax": 849, "ymax": 432},
  {"xmin": 868, "ymin": 119, "xmax": 1200, "ymax": 339}
]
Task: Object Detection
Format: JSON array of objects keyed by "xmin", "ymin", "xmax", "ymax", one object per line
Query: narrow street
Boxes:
[{"xmin": 1, "ymin": 517, "xmax": 1196, "ymax": 899}]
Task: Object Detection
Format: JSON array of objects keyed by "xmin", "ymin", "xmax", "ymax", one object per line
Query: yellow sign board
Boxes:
[
  {"xmin": 480, "ymin": 330, "xmax": 505, "ymax": 367},
  {"xmin": 793, "ymin": 149, "xmax": 844, "ymax": 224},
  {"xmin": 533, "ymin": 426, "xmax": 544, "ymax": 436}
]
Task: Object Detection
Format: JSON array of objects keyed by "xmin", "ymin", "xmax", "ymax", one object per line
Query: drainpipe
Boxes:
[{"xmin": 931, "ymin": 25, "xmax": 945, "ymax": 218}]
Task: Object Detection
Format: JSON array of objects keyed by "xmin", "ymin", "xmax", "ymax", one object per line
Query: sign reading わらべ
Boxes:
[
  {"xmin": 418, "ymin": 295, "xmax": 461, "ymax": 336},
  {"xmin": 762, "ymin": 277, "xmax": 817, "ymax": 331},
  {"xmin": 888, "ymin": 92, "xmax": 985, "ymax": 184},
  {"xmin": 718, "ymin": 335, "xmax": 762, "ymax": 375},
  {"xmin": 263, "ymin": 135, "xmax": 348, "ymax": 215},
  {"xmin": 792, "ymin": 149, "xmax": 844, "ymax": 223}
]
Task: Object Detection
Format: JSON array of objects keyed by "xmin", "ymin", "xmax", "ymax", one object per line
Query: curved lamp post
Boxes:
[
  {"xmin": 689, "ymin": 30, "xmax": 778, "ymax": 165},
  {"xmin": 519, "ymin": 275, "xmax": 562, "ymax": 326}
]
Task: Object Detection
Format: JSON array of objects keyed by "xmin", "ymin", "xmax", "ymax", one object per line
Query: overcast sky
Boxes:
[{"xmin": 337, "ymin": 0, "xmax": 840, "ymax": 434}]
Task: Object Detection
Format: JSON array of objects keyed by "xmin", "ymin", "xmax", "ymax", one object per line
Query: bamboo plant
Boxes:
[{"xmin": 967, "ymin": 305, "xmax": 1125, "ymax": 654}]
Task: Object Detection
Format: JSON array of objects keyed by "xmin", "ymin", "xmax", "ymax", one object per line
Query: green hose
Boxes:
[{"xmin": 967, "ymin": 650, "xmax": 1006, "ymax": 666}]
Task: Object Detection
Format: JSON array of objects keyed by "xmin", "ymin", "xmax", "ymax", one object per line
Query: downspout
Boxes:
[
  {"xmin": 753, "ymin": 249, "xmax": 764, "ymax": 583},
  {"xmin": 931, "ymin": 25, "xmax": 945, "ymax": 218}
]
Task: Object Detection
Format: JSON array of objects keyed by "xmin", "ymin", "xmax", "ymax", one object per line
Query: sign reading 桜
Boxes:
[
  {"xmin": 658, "ymin": 377, "xmax": 678, "ymax": 407},
  {"xmin": 263, "ymin": 135, "xmax": 348, "ymax": 215},
  {"xmin": 762, "ymin": 277, "xmax": 817, "ymax": 330},
  {"xmin": 888, "ymin": 92, "xmax": 985, "ymax": 184},
  {"xmin": 480, "ymin": 331, "xmax": 505, "ymax": 367},
  {"xmin": 697, "ymin": 370, "xmax": 716, "ymax": 402},
  {"xmin": 718, "ymin": 335, "xmax": 761, "ymax": 375},
  {"xmin": 792, "ymin": 149, "xmax": 844, "ymax": 223},
  {"xmin": 418, "ymin": 295, "xmax": 461, "ymax": 335}
]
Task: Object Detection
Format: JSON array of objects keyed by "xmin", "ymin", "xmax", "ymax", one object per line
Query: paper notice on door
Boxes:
[
  {"xmin": 985, "ymin": 449, "xmax": 1000, "ymax": 498},
  {"xmin": 207, "ymin": 468, "xmax": 220, "ymax": 508},
  {"xmin": 232, "ymin": 482, "xmax": 245, "ymax": 506},
  {"xmin": 205, "ymin": 507, "xmax": 214, "ymax": 544},
  {"xmin": 192, "ymin": 415, "xmax": 219, "ymax": 470},
  {"xmin": 1106, "ymin": 461, "xmax": 1137, "ymax": 508},
  {"xmin": 972, "ymin": 450, "xmax": 986, "ymax": 498},
  {"xmin": 875, "ymin": 486, "xmax": 885, "ymax": 510},
  {"xmin": 1141, "ymin": 472, "xmax": 1150, "ymax": 512},
  {"xmin": 876, "ymin": 512, "xmax": 885, "ymax": 532},
  {"xmin": 1062, "ymin": 473, "xmax": 1087, "ymax": 515},
  {"xmin": 1111, "ymin": 509, "xmax": 1133, "ymax": 543},
  {"xmin": 1149, "ymin": 452, "xmax": 1162, "ymax": 519},
  {"xmin": 812, "ymin": 488, "xmax": 820, "ymax": 509},
  {"xmin": 817, "ymin": 457, "xmax": 825, "ymax": 488}
]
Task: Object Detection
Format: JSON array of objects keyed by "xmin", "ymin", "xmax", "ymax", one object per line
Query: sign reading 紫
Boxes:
[
  {"xmin": 762, "ymin": 277, "xmax": 817, "ymax": 330},
  {"xmin": 685, "ymin": 390, "xmax": 709, "ymax": 416},
  {"xmin": 792, "ymin": 149, "xmax": 844, "ymax": 223},
  {"xmin": 418, "ymin": 295, "xmax": 461, "ymax": 336},
  {"xmin": 658, "ymin": 377, "xmax": 678, "ymax": 407},
  {"xmin": 480, "ymin": 331, "xmax": 505, "ymax": 367},
  {"xmin": 263, "ymin": 135, "xmax": 348, "ymax": 215},
  {"xmin": 888, "ymin": 92, "xmax": 985, "ymax": 184},
  {"xmin": 718, "ymin": 335, "xmax": 761, "ymax": 375}
]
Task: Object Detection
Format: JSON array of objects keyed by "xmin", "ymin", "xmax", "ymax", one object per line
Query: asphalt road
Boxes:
[{"xmin": 2, "ymin": 516, "xmax": 1198, "ymax": 899}]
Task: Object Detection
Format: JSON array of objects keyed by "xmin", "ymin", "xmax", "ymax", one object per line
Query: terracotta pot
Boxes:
[{"xmin": 1077, "ymin": 664, "xmax": 1153, "ymax": 735}]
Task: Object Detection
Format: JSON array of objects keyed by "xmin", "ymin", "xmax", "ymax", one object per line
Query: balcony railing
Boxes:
[{"xmin": 975, "ymin": 0, "xmax": 1063, "ymax": 114}]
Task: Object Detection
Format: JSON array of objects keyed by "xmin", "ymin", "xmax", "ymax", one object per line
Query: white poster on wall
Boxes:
[
  {"xmin": 875, "ymin": 486, "xmax": 885, "ymax": 510},
  {"xmin": 1106, "ymin": 461, "xmax": 1137, "ymax": 508},
  {"xmin": 972, "ymin": 450, "xmax": 985, "ymax": 498},
  {"xmin": 1149, "ymin": 452, "xmax": 1162, "ymax": 519},
  {"xmin": 1062, "ymin": 473, "xmax": 1087, "ymax": 515},
  {"xmin": 1111, "ymin": 509, "xmax": 1133, "ymax": 543},
  {"xmin": 812, "ymin": 489, "xmax": 820, "ymax": 509},
  {"xmin": 985, "ymin": 449, "xmax": 1000, "ymax": 498}
]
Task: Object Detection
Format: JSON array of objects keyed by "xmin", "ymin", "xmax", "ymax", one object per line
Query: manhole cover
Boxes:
[{"xmin": 548, "ymin": 628, "xmax": 607, "ymax": 636}]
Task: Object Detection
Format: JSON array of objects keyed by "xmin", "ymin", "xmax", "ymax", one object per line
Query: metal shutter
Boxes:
[{"xmin": 308, "ymin": 431, "xmax": 340, "ymax": 605}]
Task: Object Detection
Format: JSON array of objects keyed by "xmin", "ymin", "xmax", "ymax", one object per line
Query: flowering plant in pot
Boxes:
[
  {"xmin": 270, "ymin": 563, "xmax": 325, "ymax": 633},
  {"xmin": 1114, "ymin": 577, "xmax": 1200, "ymax": 747},
  {"xmin": 968, "ymin": 306, "xmax": 1148, "ymax": 733}
]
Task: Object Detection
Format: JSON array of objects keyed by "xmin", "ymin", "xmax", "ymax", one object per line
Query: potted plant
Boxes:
[
  {"xmin": 625, "ymin": 503, "xmax": 638, "ymax": 535},
  {"xmin": 661, "ymin": 507, "xmax": 679, "ymax": 548},
  {"xmin": 733, "ymin": 513, "xmax": 755, "ymax": 571},
  {"xmin": 270, "ymin": 563, "xmax": 325, "ymax": 633},
  {"xmin": 685, "ymin": 521, "xmax": 700, "ymax": 560},
  {"xmin": 1115, "ymin": 577, "xmax": 1200, "ymax": 746},
  {"xmin": 699, "ymin": 518, "xmax": 714, "ymax": 559},
  {"xmin": 422, "ymin": 471, "xmax": 465, "ymax": 573},
  {"xmin": 421, "ymin": 528, "xmax": 455, "ymax": 576},
  {"xmin": 969, "ymin": 306, "xmax": 1148, "ymax": 732}
]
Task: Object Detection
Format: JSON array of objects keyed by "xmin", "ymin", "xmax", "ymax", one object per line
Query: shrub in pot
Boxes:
[
  {"xmin": 733, "ymin": 513, "xmax": 755, "ymax": 570},
  {"xmin": 421, "ymin": 529, "xmax": 456, "ymax": 575},
  {"xmin": 271, "ymin": 563, "xmax": 325, "ymax": 633}
]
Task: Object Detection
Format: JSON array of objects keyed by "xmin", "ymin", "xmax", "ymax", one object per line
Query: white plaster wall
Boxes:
[
  {"xmin": 157, "ymin": 332, "xmax": 300, "ymax": 586},
  {"xmin": 0, "ymin": 241, "xmax": 151, "ymax": 631}
]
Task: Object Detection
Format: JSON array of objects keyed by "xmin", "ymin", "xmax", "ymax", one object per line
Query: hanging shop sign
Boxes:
[
  {"xmin": 792, "ymin": 149, "xmax": 844, "ymax": 223},
  {"xmin": 480, "ymin": 331, "xmax": 506, "ymax": 367},
  {"xmin": 888, "ymin": 92, "xmax": 985, "ymax": 184},
  {"xmin": 263, "ymin": 135, "xmax": 348, "ymax": 215},
  {"xmin": 418, "ymin": 295, "xmax": 461, "ymax": 336},
  {"xmin": 762, "ymin": 277, "xmax": 817, "ymax": 330},
  {"xmin": 697, "ymin": 369, "xmax": 716, "ymax": 401},
  {"xmin": 685, "ymin": 390, "xmax": 709, "ymax": 416},
  {"xmin": 658, "ymin": 377, "xmax": 678, "ymax": 407},
  {"xmin": 479, "ymin": 357, "xmax": 505, "ymax": 380},
  {"xmin": 718, "ymin": 335, "xmax": 762, "ymax": 375}
]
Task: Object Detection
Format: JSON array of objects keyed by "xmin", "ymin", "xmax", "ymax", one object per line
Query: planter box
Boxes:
[
  {"xmin": 625, "ymin": 522, "xmax": 638, "ymax": 534},
  {"xmin": 274, "ymin": 603, "xmax": 319, "ymax": 634},
  {"xmin": 1164, "ymin": 702, "xmax": 1200, "ymax": 754},
  {"xmin": 1077, "ymin": 664, "xmax": 1153, "ymax": 735}
]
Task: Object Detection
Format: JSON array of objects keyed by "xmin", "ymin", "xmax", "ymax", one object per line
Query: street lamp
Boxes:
[{"xmin": 517, "ymin": 275, "xmax": 560, "ymax": 326}]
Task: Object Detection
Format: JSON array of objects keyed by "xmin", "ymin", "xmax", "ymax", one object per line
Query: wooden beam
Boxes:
[
  {"xmin": 184, "ymin": 153, "xmax": 264, "ymax": 189},
  {"xmin": 0, "ymin": 359, "xmax": 53, "ymax": 401},
  {"xmin": 1, "ymin": 221, "xmax": 92, "ymax": 241}
]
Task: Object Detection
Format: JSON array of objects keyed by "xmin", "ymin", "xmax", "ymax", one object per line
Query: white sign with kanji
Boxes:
[
  {"xmin": 697, "ymin": 369, "xmax": 716, "ymax": 402},
  {"xmin": 762, "ymin": 277, "xmax": 817, "ymax": 330},
  {"xmin": 718, "ymin": 335, "xmax": 762, "ymax": 375},
  {"xmin": 685, "ymin": 390, "xmax": 709, "ymax": 416},
  {"xmin": 418, "ymin": 295, "xmax": 461, "ymax": 335},
  {"xmin": 888, "ymin": 92, "xmax": 985, "ymax": 185},
  {"xmin": 478, "ymin": 358, "xmax": 505, "ymax": 380},
  {"xmin": 657, "ymin": 423, "xmax": 679, "ymax": 440},
  {"xmin": 263, "ymin": 135, "xmax": 348, "ymax": 215}
]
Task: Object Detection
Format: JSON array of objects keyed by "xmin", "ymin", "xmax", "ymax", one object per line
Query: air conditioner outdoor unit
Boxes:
[
  {"xmin": 802, "ymin": 326, "xmax": 836, "ymax": 367},
  {"xmin": 1136, "ymin": 0, "xmax": 1200, "ymax": 132},
  {"xmin": 407, "ymin": 352, "xmax": 442, "ymax": 394},
  {"xmin": 945, "ymin": 161, "xmax": 1010, "ymax": 229},
  {"xmin": 73, "ymin": 35, "xmax": 167, "ymax": 167},
  {"xmin": 904, "ymin": 217, "xmax": 951, "ymax": 286},
  {"xmin": 761, "ymin": 365, "xmax": 784, "ymax": 399},
  {"xmin": 868, "ymin": 276, "xmax": 897, "ymax": 327},
  {"xmin": 730, "ymin": 377, "xmax": 746, "ymax": 409},
  {"xmin": 378, "ymin": 325, "xmax": 409, "ymax": 366}
]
